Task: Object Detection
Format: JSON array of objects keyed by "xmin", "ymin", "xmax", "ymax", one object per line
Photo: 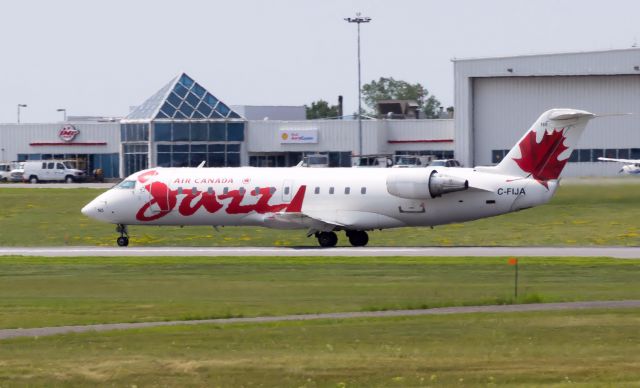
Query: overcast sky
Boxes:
[{"xmin": 1, "ymin": 0, "xmax": 639, "ymax": 123}]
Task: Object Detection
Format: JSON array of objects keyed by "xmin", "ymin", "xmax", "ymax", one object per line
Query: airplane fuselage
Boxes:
[{"xmin": 84, "ymin": 166, "xmax": 555, "ymax": 231}]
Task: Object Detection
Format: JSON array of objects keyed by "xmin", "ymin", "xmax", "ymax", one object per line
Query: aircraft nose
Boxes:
[{"xmin": 81, "ymin": 201, "xmax": 98, "ymax": 218}]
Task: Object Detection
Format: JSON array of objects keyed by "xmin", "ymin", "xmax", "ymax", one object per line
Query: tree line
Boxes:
[{"xmin": 305, "ymin": 77, "xmax": 451, "ymax": 119}]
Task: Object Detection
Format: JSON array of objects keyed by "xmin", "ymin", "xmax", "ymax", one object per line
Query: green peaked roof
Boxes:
[{"xmin": 125, "ymin": 73, "xmax": 242, "ymax": 121}]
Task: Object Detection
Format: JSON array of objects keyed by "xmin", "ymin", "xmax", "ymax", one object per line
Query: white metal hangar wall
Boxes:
[{"xmin": 453, "ymin": 48, "xmax": 640, "ymax": 177}]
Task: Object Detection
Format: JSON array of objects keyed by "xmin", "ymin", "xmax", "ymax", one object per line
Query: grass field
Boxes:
[
  {"xmin": 1, "ymin": 310, "xmax": 639, "ymax": 386},
  {"xmin": 1, "ymin": 255, "xmax": 639, "ymax": 329},
  {"xmin": 1, "ymin": 182, "xmax": 640, "ymax": 247}
]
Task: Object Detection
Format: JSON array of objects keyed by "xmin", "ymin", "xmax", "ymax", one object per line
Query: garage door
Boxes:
[{"xmin": 472, "ymin": 75, "xmax": 640, "ymax": 167}]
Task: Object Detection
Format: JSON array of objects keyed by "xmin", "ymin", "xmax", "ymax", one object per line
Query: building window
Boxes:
[
  {"xmin": 123, "ymin": 143, "xmax": 148, "ymax": 176},
  {"xmin": 121, "ymin": 123, "xmax": 149, "ymax": 141}
]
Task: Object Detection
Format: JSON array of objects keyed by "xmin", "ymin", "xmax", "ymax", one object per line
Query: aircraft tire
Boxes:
[
  {"xmin": 117, "ymin": 236, "xmax": 129, "ymax": 247},
  {"xmin": 317, "ymin": 231, "xmax": 338, "ymax": 247},
  {"xmin": 348, "ymin": 230, "xmax": 369, "ymax": 247}
]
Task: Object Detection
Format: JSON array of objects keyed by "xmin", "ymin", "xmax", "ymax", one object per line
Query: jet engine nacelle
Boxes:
[{"xmin": 386, "ymin": 170, "xmax": 469, "ymax": 199}]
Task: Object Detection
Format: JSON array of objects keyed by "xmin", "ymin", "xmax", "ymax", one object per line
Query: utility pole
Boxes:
[
  {"xmin": 345, "ymin": 13, "xmax": 371, "ymax": 156},
  {"xmin": 17, "ymin": 104, "xmax": 27, "ymax": 123}
]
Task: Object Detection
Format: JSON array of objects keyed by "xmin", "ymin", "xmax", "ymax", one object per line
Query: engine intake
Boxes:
[
  {"xmin": 427, "ymin": 170, "xmax": 469, "ymax": 198},
  {"xmin": 386, "ymin": 169, "xmax": 469, "ymax": 199}
]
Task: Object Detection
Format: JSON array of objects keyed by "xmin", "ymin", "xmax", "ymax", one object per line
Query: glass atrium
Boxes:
[{"xmin": 120, "ymin": 73, "xmax": 245, "ymax": 176}]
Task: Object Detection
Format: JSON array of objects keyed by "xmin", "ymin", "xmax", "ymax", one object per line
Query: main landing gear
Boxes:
[
  {"xmin": 314, "ymin": 230, "xmax": 369, "ymax": 247},
  {"xmin": 116, "ymin": 224, "xmax": 129, "ymax": 247},
  {"xmin": 346, "ymin": 230, "xmax": 369, "ymax": 247}
]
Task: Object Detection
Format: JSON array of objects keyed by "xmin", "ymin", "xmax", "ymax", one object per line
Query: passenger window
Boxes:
[
  {"xmin": 270, "ymin": 187, "xmax": 276, "ymax": 194},
  {"xmin": 223, "ymin": 187, "xmax": 229, "ymax": 194},
  {"xmin": 361, "ymin": 187, "xmax": 366, "ymax": 194},
  {"xmin": 47, "ymin": 162, "xmax": 54, "ymax": 169},
  {"xmin": 178, "ymin": 187, "xmax": 184, "ymax": 195},
  {"xmin": 344, "ymin": 187, "xmax": 350, "ymax": 194},
  {"xmin": 255, "ymin": 187, "xmax": 260, "ymax": 195},
  {"xmin": 56, "ymin": 163, "xmax": 64, "ymax": 170},
  {"xmin": 284, "ymin": 187, "xmax": 290, "ymax": 195},
  {"xmin": 191, "ymin": 187, "xmax": 197, "ymax": 195},
  {"xmin": 207, "ymin": 187, "xmax": 213, "ymax": 195},
  {"xmin": 239, "ymin": 187, "xmax": 246, "ymax": 195},
  {"xmin": 329, "ymin": 187, "xmax": 334, "ymax": 194},
  {"xmin": 314, "ymin": 187, "xmax": 320, "ymax": 194},
  {"xmin": 42, "ymin": 163, "xmax": 46, "ymax": 169}
]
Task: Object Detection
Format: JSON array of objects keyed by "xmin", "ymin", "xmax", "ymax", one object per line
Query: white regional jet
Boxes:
[
  {"xmin": 597, "ymin": 157, "xmax": 640, "ymax": 175},
  {"xmin": 82, "ymin": 108, "xmax": 596, "ymax": 247}
]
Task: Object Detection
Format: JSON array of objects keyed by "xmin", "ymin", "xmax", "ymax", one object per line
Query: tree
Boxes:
[
  {"xmin": 361, "ymin": 77, "xmax": 441, "ymax": 118},
  {"xmin": 305, "ymin": 100, "xmax": 340, "ymax": 119}
]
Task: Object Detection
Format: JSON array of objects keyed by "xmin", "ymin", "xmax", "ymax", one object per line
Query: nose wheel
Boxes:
[
  {"xmin": 346, "ymin": 230, "xmax": 369, "ymax": 247},
  {"xmin": 116, "ymin": 224, "xmax": 129, "ymax": 247}
]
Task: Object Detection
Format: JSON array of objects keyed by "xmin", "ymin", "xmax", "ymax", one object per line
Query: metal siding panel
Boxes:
[
  {"xmin": 472, "ymin": 75, "xmax": 640, "ymax": 176},
  {"xmin": 0, "ymin": 123, "xmax": 120, "ymax": 162}
]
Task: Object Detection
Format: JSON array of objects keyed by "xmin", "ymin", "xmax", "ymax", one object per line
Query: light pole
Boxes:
[
  {"xmin": 57, "ymin": 108, "xmax": 67, "ymax": 121},
  {"xmin": 345, "ymin": 12, "xmax": 371, "ymax": 157},
  {"xmin": 17, "ymin": 104, "xmax": 27, "ymax": 124}
]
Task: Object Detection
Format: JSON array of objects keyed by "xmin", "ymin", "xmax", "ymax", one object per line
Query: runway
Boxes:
[
  {"xmin": 1, "ymin": 300, "xmax": 638, "ymax": 340},
  {"xmin": 1, "ymin": 246, "xmax": 639, "ymax": 258}
]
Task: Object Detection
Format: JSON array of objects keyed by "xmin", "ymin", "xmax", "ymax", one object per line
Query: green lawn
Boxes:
[
  {"xmin": 1, "ymin": 183, "xmax": 639, "ymax": 246},
  {"xmin": 1, "ymin": 256, "xmax": 639, "ymax": 329},
  {"xmin": 1, "ymin": 309, "xmax": 639, "ymax": 386}
]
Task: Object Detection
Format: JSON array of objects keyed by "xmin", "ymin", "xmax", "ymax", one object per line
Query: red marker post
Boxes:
[{"xmin": 508, "ymin": 257, "xmax": 518, "ymax": 301}]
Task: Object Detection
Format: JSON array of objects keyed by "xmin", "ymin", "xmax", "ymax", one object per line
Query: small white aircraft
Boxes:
[
  {"xmin": 82, "ymin": 108, "xmax": 596, "ymax": 247},
  {"xmin": 597, "ymin": 157, "xmax": 640, "ymax": 175}
]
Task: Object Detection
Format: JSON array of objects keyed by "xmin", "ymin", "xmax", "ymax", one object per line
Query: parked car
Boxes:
[
  {"xmin": 392, "ymin": 155, "xmax": 433, "ymax": 168},
  {"xmin": 23, "ymin": 160, "xmax": 86, "ymax": 183},
  {"xmin": 0, "ymin": 163, "xmax": 10, "ymax": 181},
  {"xmin": 9, "ymin": 162, "xmax": 24, "ymax": 182},
  {"xmin": 352, "ymin": 155, "xmax": 393, "ymax": 168},
  {"xmin": 429, "ymin": 159, "xmax": 462, "ymax": 168}
]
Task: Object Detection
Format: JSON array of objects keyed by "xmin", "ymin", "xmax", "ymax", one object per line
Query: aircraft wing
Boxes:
[
  {"xmin": 598, "ymin": 157, "xmax": 640, "ymax": 164},
  {"xmin": 263, "ymin": 211, "xmax": 344, "ymax": 232}
]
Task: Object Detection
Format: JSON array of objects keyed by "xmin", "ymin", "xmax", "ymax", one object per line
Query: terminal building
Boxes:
[{"xmin": 1, "ymin": 47, "xmax": 640, "ymax": 179}]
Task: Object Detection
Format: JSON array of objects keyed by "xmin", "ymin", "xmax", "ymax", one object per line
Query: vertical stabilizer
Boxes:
[{"xmin": 491, "ymin": 109, "xmax": 595, "ymax": 184}]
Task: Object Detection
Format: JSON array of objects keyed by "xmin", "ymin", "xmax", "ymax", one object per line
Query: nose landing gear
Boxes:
[{"xmin": 116, "ymin": 224, "xmax": 129, "ymax": 247}]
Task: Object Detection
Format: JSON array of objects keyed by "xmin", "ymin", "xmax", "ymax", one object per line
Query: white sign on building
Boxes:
[{"xmin": 279, "ymin": 129, "xmax": 318, "ymax": 144}]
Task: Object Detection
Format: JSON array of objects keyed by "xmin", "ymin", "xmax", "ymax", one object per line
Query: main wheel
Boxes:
[
  {"xmin": 347, "ymin": 231, "xmax": 369, "ymax": 247},
  {"xmin": 116, "ymin": 236, "xmax": 129, "ymax": 247},
  {"xmin": 317, "ymin": 231, "xmax": 338, "ymax": 247}
]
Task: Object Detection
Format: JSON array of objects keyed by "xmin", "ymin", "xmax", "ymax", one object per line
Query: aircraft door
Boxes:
[{"xmin": 282, "ymin": 180, "xmax": 294, "ymax": 202}]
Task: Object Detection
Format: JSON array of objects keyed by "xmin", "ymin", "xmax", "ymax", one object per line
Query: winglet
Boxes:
[{"xmin": 285, "ymin": 185, "xmax": 306, "ymax": 213}]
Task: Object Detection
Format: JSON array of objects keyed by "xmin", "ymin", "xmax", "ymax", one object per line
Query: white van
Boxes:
[
  {"xmin": 0, "ymin": 163, "xmax": 10, "ymax": 182},
  {"xmin": 23, "ymin": 160, "xmax": 86, "ymax": 183}
]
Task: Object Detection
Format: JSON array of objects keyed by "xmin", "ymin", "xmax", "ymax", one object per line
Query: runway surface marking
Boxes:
[
  {"xmin": 1, "ymin": 300, "xmax": 638, "ymax": 340},
  {"xmin": 1, "ymin": 246, "xmax": 639, "ymax": 258}
]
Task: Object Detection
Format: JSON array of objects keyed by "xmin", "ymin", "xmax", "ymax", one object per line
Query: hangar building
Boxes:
[{"xmin": 454, "ymin": 47, "xmax": 640, "ymax": 177}]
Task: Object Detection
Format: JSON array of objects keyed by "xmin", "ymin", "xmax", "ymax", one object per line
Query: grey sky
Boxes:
[{"xmin": 1, "ymin": 0, "xmax": 639, "ymax": 123}]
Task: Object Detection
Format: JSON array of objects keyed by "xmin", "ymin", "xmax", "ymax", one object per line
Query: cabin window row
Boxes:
[
  {"xmin": 491, "ymin": 148, "xmax": 640, "ymax": 164},
  {"xmin": 314, "ymin": 186, "xmax": 367, "ymax": 195},
  {"xmin": 171, "ymin": 186, "xmax": 369, "ymax": 196}
]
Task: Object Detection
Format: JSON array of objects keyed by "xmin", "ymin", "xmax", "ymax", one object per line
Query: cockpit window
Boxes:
[{"xmin": 116, "ymin": 180, "xmax": 136, "ymax": 189}]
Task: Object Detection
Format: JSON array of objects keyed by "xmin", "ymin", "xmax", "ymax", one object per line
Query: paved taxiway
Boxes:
[
  {"xmin": 1, "ymin": 246, "xmax": 639, "ymax": 258},
  {"xmin": 1, "ymin": 300, "xmax": 638, "ymax": 340}
]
